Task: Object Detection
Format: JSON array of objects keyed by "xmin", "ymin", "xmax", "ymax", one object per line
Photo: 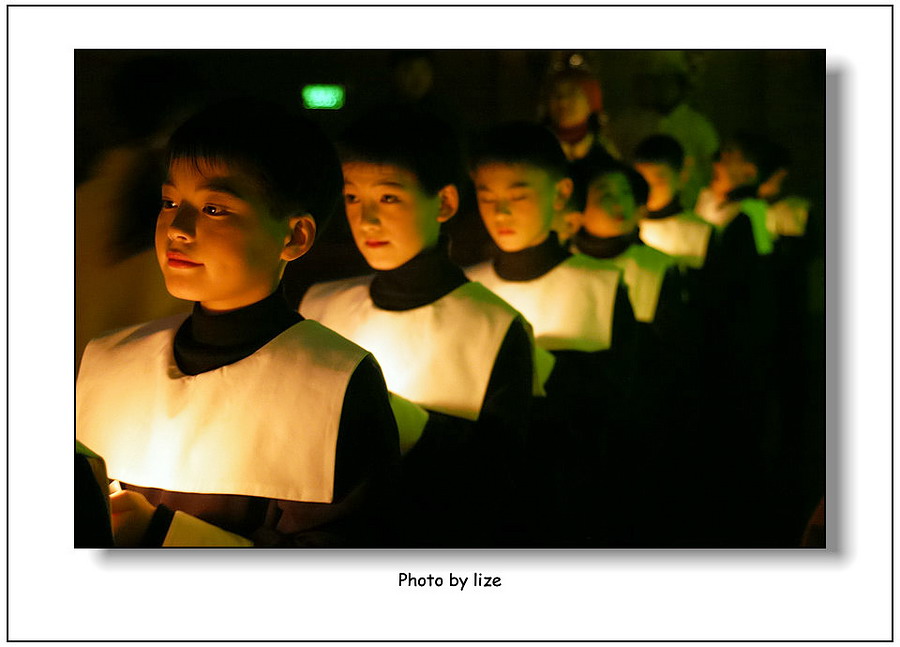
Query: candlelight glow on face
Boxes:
[
  {"xmin": 581, "ymin": 172, "xmax": 642, "ymax": 238},
  {"xmin": 473, "ymin": 163, "xmax": 571, "ymax": 253},
  {"xmin": 156, "ymin": 159, "xmax": 310, "ymax": 312},
  {"xmin": 342, "ymin": 162, "xmax": 457, "ymax": 271}
]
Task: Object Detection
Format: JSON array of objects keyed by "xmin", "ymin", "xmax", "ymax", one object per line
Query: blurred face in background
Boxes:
[
  {"xmin": 633, "ymin": 161, "xmax": 684, "ymax": 211},
  {"xmin": 393, "ymin": 57, "xmax": 434, "ymax": 101},
  {"xmin": 581, "ymin": 172, "xmax": 643, "ymax": 238},
  {"xmin": 546, "ymin": 79, "xmax": 592, "ymax": 129},
  {"xmin": 711, "ymin": 147, "xmax": 758, "ymax": 196}
]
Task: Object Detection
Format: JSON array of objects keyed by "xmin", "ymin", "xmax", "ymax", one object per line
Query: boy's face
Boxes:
[
  {"xmin": 581, "ymin": 172, "xmax": 642, "ymax": 238},
  {"xmin": 633, "ymin": 161, "xmax": 682, "ymax": 211},
  {"xmin": 342, "ymin": 162, "xmax": 455, "ymax": 271},
  {"xmin": 547, "ymin": 80, "xmax": 592, "ymax": 129},
  {"xmin": 156, "ymin": 159, "xmax": 306, "ymax": 312},
  {"xmin": 473, "ymin": 163, "xmax": 571, "ymax": 253},
  {"xmin": 711, "ymin": 147, "xmax": 757, "ymax": 194}
]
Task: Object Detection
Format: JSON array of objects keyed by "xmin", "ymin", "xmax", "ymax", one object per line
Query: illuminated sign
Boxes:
[{"xmin": 301, "ymin": 84, "xmax": 345, "ymax": 110}]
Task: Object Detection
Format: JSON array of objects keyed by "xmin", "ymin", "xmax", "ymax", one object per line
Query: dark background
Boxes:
[{"xmin": 76, "ymin": 49, "xmax": 825, "ymax": 203}]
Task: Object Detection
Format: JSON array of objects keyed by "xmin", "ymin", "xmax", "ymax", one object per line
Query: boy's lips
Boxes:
[
  {"xmin": 364, "ymin": 240, "xmax": 389, "ymax": 248},
  {"xmin": 496, "ymin": 228, "xmax": 516, "ymax": 235},
  {"xmin": 166, "ymin": 250, "xmax": 202, "ymax": 268}
]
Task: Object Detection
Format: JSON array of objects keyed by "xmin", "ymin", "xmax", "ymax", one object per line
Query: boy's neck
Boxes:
[
  {"xmin": 574, "ymin": 227, "xmax": 641, "ymax": 259},
  {"xmin": 492, "ymin": 231, "xmax": 571, "ymax": 282},
  {"xmin": 370, "ymin": 237, "xmax": 468, "ymax": 311},
  {"xmin": 175, "ymin": 287, "xmax": 301, "ymax": 375},
  {"xmin": 645, "ymin": 196, "xmax": 683, "ymax": 220}
]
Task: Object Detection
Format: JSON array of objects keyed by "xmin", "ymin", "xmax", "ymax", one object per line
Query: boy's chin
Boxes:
[
  {"xmin": 362, "ymin": 249, "xmax": 419, "ymax": 272},
  {"xmin": 364, "ymin": 257, "xmax": 403, "ymax": 272},
  {"xmin": 495, "ymin": 240, "xmax": 528, "ymax": 254}
]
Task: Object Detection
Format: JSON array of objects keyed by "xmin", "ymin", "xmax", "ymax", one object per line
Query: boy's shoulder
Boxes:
[
  {"xmin": 563, "ymin": 252, "xmax": 625, "ymax": 277},
  {"xmin": 303, "ymin": 273, "xmax": 374, "ymax": 302},
  {"xmin": 621, "ymin": 243, "xmax": 679, "ymax": 274},
  {"xmin": 84, "ymin": 313, "xmax": 190, "ymax": 354},
  {"xmin": 300, "ymin": 273, "xmax": 375, "ymax": 318},
  {"xmin": 82, "ymin": 312, "xmax": 368, "ymax": 374},
  {"xmin": 674, "ymin": 210, "xmax": 715, "ymax": 230},
  {"xmin": 449, "ymin": 280, "xmax": 521, "ymax": 319},
  {"xmin": 304, "ymin": 272, "xmax": 521, "ymax": 321},
  {"xmin": 467, "ymin": 254, "xmax": 622, "ymax": 291}
]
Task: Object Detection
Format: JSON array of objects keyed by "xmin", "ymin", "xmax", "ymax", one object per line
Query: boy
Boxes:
[
  {"xmin": 569, "ymin": 155, "xmax": 683, "ymax": 328},
  {"xmin": 694, "ymin": 133, "xmax": 775, "ymax": 258},
  {"xmin": 632, "ymin": 134, "xmax": 714, "ymax": 273},
  {"xmin": 689, "ymin": 134, "xmax": 784, "ymax": 545},
  {"xmin": 299, "ymin": 109, "xmax": 537, "ymax": 546},
  {"xmin": 465, "ymin": 123, "xmax": 639, "ymax": 545},
  {"xmin": 756, "ymin": 141, "xmax": 811, "ymax": 240},
  {"xmin": 466, "ymin": 123, "xmax": 633, "ymax": 355},
  {"xmin": 76, "ymin": 100, "xmax": 400, "ymax": 547},
  {"xmin": 568, "ymin": 154, "xmax": 699, "ymax": 545}
]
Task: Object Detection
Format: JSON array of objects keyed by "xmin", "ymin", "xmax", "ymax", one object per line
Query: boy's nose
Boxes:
[
  {"xmin": 168, "ymin": 205, "xmax": 197, "ymax": 240},
  {"xmin": 360, "ymin": 203, "xmax": 381, "ymax": 226},
  {"xmin": 495, "ymin": 200, "xmax": 512, "ymax": 216}
]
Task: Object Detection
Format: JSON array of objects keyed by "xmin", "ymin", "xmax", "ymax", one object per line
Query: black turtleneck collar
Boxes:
[
  {"xmin": 492, "ymin": 231, "xmax": 571, "ymax": 282},
  {"xmin": 574, "ymin": 227, "xmax": 642, "ymax": 259},
  {"xmin": 645, "ymin": 197, "xmax": 683, "ymax": 220},
  {"xmin": 369, "ymin": 236, "xmax": 468, "ymax": 311},
  {"xmin": 173, "ymin": 286, "xmax": 302, "ymax": 376}
]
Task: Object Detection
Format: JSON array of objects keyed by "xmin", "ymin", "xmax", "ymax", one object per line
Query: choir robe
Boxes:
[
  {"xmin": 639, "ymin": 198, "xmax": 714, "ymax": 270},
  {"xmin": 76, "ymin": 290, "xmax": 400, "ymax": 547},
  {"xmin": 686, "ymin": 186, "xmax": 782, "ymax": 545},
  {"xmin": 639, "ymin": 198, "xmax": 715, "ymax": 309},
  {"xmin": 571, "ymin": 228, "xmax": 701, "ymax": 546},
  {"xmin": 300, "ymin": 243, "xmax": 536, "ymax": 547},
  {"xmin": 467, "ymin": 233, "xmax": 643, "ymax": 546}
]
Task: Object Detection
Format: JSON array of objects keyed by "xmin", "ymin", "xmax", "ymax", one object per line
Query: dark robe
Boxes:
[{"xmin": 368, "ymin": 242, "xmax": 535, "ymax": 547}]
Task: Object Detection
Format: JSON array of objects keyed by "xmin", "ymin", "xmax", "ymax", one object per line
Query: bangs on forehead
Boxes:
[{"xmin": 167, "ymin": 152, "xmax": 270, "ymax": 195}]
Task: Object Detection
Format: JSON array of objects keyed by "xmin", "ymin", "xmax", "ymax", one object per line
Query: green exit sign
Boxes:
[{"xmin": 302, "ymin": 84, "xmax": 345, "ymax": 110}]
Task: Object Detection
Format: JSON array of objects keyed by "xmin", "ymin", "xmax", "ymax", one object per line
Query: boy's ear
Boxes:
[
  {"xmin": 561, "ymin": 209, "xmax": 583, "ymax": 239},
  {"xmin": 436, "ymin": 185, "xmax": 459, "ymax": 223},
  {"xmin": 553, "ymin": 177, "xmax": 575, "ymax": 211},
  {"xmin": 281, "ymin": 213, "xmax": 317, "ymax": 262}
]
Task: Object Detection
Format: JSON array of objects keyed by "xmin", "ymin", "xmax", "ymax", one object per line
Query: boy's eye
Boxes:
[
  {"xmin": 344, "ymin": 193, "xmax": 359, "ymax": 204},
  {"xmin": 380, "ymin": 194, "xmax": 400, "ymax": 204},
  {"xmin": 202, "ymin": 205, "xmax": 229, "ymax": 216},
  {"xmin": 161, "ymin": 199, "xmax": 178, "ymax": 210}
]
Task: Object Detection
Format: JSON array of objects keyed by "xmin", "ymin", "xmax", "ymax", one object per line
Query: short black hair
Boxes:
[
  {"xmin": 337, "ymin": 107, "xmax": 463, "ymax": 195},
  {"xmin": 633, "ymin": 134, "xmax": 685, "ymax": 172},
  {"xmin": 570, "ymin": 152, "xmax": 650, "ymax": 211},
  {"xmin": 166, "ymin": 99, "xmax": 343, "ymax": 231},
  {"xmin": 469, "ymin": 122, "xmax": 569, "ymax": 181}
]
